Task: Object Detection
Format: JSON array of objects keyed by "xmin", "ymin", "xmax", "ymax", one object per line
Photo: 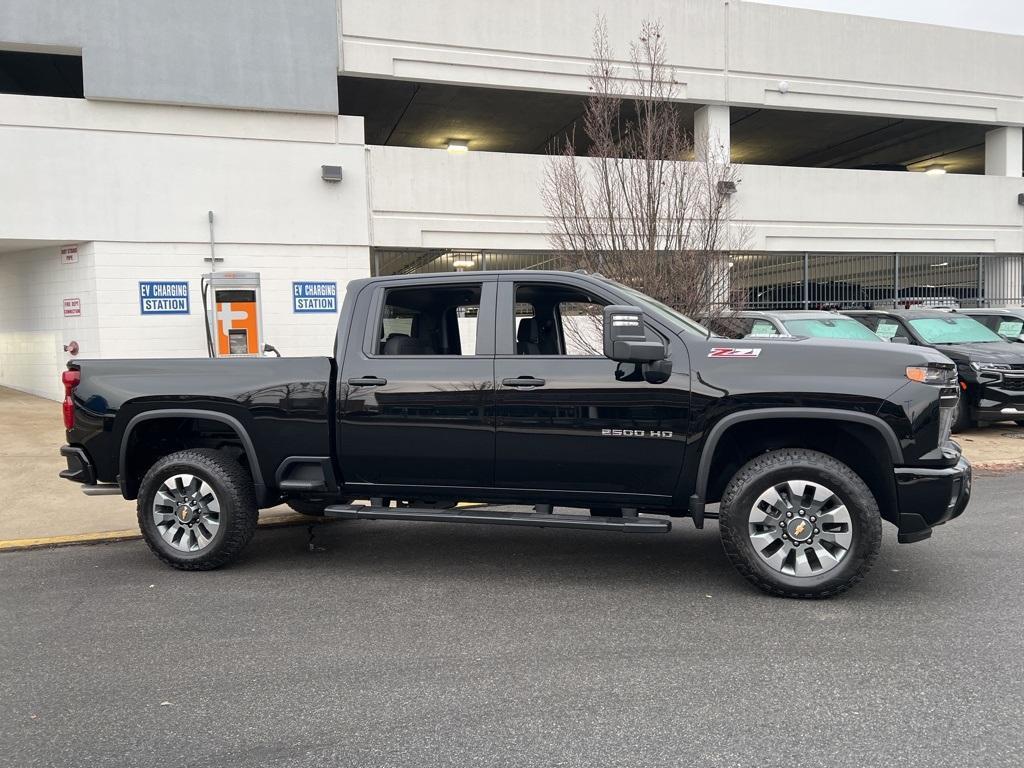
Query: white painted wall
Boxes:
[
  {"xmin": 0, "ymin": 244, "xmax": 101, "ymax": 399},
  {"xmin": 0, "ymin": 96, "xmax": 373, "ymax": 398},
  {"xmin": 368, "ymin": 146, "xmax": 1024, "ymax": 254},
  {"xmin": 91, "ymin": 242, "xmax": 367, "ymax": 361},
  {"xmin": 340, "ymin": 0, "xmax": 1024, "ymax": 125},
  {"xmin": 0, "ymin": 95, "xmax": 370, "ymax": 247}
]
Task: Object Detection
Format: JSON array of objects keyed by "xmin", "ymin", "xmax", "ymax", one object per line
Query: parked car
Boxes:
[
  {"xmin": 745, "ymin": 281, "xmax": 871, "ymax": 311},
  {"xmin": 956, "ymin": 307, "xmax": 1024, "ymax": 343},
  {"xmin": 895, "ymin": 287, "xmax": 962, "ymax": 310},
  {"xmin": 845, "ymin": 308, "xmax": 1024, "ymax": 430},
  {"xmin": 60, "ymin": 271, "xmax": 970, "ymax": 598},
  {"xmin": 704, "ymin": 310, "xmax": 885, "ymax": 342}
]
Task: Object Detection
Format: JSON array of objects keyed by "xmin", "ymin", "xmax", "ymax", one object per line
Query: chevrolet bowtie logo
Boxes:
[{"xmin": 793, "ymin": 521, "xmax": 808, "ymax": 537}]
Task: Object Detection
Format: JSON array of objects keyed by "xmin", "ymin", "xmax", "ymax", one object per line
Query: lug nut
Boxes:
[
  {"xmin": 814, "ymin": 528, "xmax": 819, "ymax": 534},
  {"xmin": 809, "ymin": 516, "xmax": 816, "ymax": 523},
  {"xmin": 787, "ymin": 512, "xmax": 793, "ymax": 518}
]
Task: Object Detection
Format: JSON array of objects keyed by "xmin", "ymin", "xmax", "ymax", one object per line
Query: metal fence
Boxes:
[{"xmin": 372, "ymin": 249, "xmax": 1024, "ymax": 309}]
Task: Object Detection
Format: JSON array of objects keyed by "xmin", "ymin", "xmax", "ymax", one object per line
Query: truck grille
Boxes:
[{"xmin": 999, "ymin": 376, "xmax": 1024, "ymax": 391}]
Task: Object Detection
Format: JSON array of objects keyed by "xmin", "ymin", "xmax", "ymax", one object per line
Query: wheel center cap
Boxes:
[
  {"xmin": 176, "ymin": 504, "xmax": 195, "ymax": 524},
  {"xmin": 787, "ymin": 517, "xmax": 812, "ymax": 541}
]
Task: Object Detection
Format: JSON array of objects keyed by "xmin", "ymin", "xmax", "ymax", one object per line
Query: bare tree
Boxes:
[{"xmin": 542, "ymin": 17, "xmax": 748, "ymax": 323}]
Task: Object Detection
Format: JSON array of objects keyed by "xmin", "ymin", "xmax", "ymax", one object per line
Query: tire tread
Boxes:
[
  {"xmin": 719, "ymin": 448, "xmax": 882, "ymax": 599},
  {"xmin": 137, "ymin": 448, "xmax": 258, "ymax": 571}
]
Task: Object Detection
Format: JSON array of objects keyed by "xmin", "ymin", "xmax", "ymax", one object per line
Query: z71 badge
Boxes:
[{"xmin": 708, "ymin": 347, "xmax": 761, "ymax": 358}]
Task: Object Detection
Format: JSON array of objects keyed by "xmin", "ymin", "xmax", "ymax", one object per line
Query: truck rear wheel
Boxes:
[
  {"xmin": 718, "ymin": 449, "xmax": 881, "ymax": 598},
  {"xmin": 137, "ymin": 449, "xmax": 258, "ymax": 570}
]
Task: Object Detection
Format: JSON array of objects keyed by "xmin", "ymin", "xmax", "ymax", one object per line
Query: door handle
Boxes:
[
  {"xmin": 502, "ymin": 376, "xmax": 546, "ymax": 388},
  {"xmin": 348, "ymin": 376, "xmax": 387, "ymax": 387}
]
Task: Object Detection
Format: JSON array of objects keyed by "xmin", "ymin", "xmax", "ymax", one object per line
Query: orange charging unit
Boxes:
[{"xmin": 203, "ymin": 271, "xmax": 264, "ymax": 357}]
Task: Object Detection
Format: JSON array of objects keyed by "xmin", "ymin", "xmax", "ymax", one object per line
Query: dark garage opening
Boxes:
[{"xmin": 0, "ymin": 49, "xmax": 84, "ymax": 99}]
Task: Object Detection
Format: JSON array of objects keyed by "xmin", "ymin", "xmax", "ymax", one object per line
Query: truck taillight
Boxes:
[{"xmin": 61, "ymin": 369, "xmax": 80, "ymax": 430}]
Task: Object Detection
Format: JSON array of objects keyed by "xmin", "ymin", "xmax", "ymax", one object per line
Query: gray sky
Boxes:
[{"xmin": 753, "ymin": 0, "xmax": 1024, "ymax": 36}]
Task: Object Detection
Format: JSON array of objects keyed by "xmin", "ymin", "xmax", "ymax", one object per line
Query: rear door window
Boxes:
[{"xmin": 748, "ymin": 320, "xmax": 781, "ymax": 337}]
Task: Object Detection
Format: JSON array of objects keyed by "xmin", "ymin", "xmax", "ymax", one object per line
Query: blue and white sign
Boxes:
[
  {"xmin": 139, "ymin": 281, "xmax": 190, "ymax": 315},
  {"xmin": 293, "ymin": 281, "xmax": 338, "ymax": 313}
]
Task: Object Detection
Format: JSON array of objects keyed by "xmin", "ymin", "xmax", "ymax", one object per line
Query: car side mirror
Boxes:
[
  {"xmin": 602, "ymin": 305, "xmax": 667, "ymax": 363},
  {"xmin": 892, "ymin": 336, "xmax": 911, "ymax": 345}
]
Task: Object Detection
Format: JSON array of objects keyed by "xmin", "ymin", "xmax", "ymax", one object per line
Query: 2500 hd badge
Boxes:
[
  {"xmin": 59, "ymin": 270, "xmax": 970, "ymax": 598},
  {"xmin": 602, "ymin": 429, "xmax": 674, "ymax": 438}
]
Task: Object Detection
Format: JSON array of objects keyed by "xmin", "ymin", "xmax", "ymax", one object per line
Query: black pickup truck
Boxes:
[{"xmin": 60, "ymin": 271, "xmax": 971, "ymax": 597}]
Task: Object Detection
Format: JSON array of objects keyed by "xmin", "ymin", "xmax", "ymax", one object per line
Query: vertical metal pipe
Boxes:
[
  {"xmin": 893, "ymin": 253, "xmax": 900, "ymax": 309},
  {"xmin": 802, "ymin": 252, "xmax": 809, "ymax": 309},
  {"xmin": 207, "ymin": 210, "xmax": 216, "ymax": 273},
  {"xmin": 977, "ymin": 254, "xmax": 985, "ymax": 306}
]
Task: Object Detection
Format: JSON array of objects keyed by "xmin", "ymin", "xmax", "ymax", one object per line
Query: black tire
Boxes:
[
  {"xmin": 952, "ymin": 395, "xmax": 974, "ymax": 433},
  {"xmin": 719, "ymin": 449, "xmax": 882, "ymax": 599},
  {"xmin": 137, "ymin": 448, "xmax": 258, "ymax": 570}
]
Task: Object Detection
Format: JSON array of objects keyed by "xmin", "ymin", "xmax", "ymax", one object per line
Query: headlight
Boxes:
[
  {"xmin": 970, "ymin": 362, "xmax": 1011, "ymax": 372},
  {"xmin": 906, "ymin": 363, "xmax": 957, "ymax": 385}
]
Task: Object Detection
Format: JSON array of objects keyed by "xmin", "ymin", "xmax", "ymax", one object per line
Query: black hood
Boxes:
[{"xmin": 925, "ymin": 341, "xmax": 1024, "ymax": 366}]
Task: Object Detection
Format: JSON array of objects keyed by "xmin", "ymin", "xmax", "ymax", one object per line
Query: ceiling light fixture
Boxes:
[
  {"xmin": 923, "ymin": 164, "xmax": 947, "ymax": 175},
  {"xmin": 446, "ymin": 139, "xmax": 469, "ymax": 153},
  {"xmin": 930, "ymin": 262, "xmax": 949, "ymax": 268}
]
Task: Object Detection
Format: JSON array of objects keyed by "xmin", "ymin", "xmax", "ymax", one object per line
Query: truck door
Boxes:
[
  {"xmin": 337, "ymin": 277, "xmax": 497, "ymax": 492},
  {"xmin": 493, "ymin": 277, "xmax": 689, "ymax": 503}
]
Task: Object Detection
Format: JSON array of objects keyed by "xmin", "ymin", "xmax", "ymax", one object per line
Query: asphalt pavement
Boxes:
[{"xmin": 2, "ymin": 474, "xmax": 1022, "ymax": 768}]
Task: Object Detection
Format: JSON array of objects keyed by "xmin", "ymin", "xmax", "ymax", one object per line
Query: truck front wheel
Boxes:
[
  {"xmin": 137, "ymin": 448, "xmax": 259, "ymax": 570},
  {"xmin": 718, "ymin": 449, "xmax": 881, "ymax": 598}
]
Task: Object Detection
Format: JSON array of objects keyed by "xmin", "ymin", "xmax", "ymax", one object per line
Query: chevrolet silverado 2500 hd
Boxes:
[{"xmin": 60, "ymin": 271, "xmax": 971, "ymax": 597}]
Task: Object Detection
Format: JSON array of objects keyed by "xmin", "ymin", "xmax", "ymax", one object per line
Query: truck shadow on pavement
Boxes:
[{"xmin": 214, "ymin": 518, "xmax": 951, "ymax": 601}]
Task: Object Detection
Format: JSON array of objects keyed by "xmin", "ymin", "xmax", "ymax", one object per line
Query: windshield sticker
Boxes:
[
  {"xmin": 709, "ymin": 347, "xmax": 762, "ymax": 358},
  {"xmin": 997, "ymin": 320, "xmax": 1024, "ymax": 337},
  {"xmin": 875, "ymin": 322, "xmax": 900, "ymax": 340}
]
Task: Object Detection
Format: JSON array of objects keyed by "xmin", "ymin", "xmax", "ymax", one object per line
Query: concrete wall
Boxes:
[
  {"xmin": 339, "ymin": 0, "xmax": 1024, "ymax": 125},
  {"xmin": 0, "ymin": 94, "xmax": 370, "ymax": 247},
  {"xmin": 0, "ymin": 0, "xmax": 339, "ymax": 113},
  {"xmin": 0, "ymin": 95, "xmax": 372, "ymax": 398},
  {"xmin": 367, "ymin": 146, "xmax": 1024, "ymax": 254},
  {"xmin": 0, "ymin": 244, "xmax": 101, "ymax": 399},
  {"xmin": 91, "ymin": 242, "xmax": 367, "ymax": 362}
]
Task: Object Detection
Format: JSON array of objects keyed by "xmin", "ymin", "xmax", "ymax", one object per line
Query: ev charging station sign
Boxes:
[
  {"xmin": 293, "ymin": 282, "xmax": 337, "ymax": 313},
  {"xmin": 139, "ymin": 281, "xmax": 190, "ymax": 314}
]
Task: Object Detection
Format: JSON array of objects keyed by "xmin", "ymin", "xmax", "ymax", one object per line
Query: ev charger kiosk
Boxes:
[{"xmin": 202, "ymin": 271, "xmax": 264, "ymax": 357}]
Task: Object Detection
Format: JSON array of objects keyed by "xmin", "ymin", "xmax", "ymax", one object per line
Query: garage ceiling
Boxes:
[{"xmin": 340, "ymin": 76, "xmax": 1001, "ymax": 174}]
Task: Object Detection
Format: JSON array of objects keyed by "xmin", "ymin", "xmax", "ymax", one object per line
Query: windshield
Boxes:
[
  {"xmin": 908, "ymin": 316, "xmax": 1003, "ymax": 344},
  {"xmin": 783, "ymin": 318, "xmax": 883, "ymax": 341},
  {"xmin": 613, "ymin": 283, "xmax": 711, "ymax": 335}
]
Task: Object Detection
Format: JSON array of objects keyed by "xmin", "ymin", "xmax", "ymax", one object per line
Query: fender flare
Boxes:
[
  {"xmin": 694, "ymin": 407, "xmax": 903, "ymax": 500},
  {"xmin": 119, "ymin": 409, "xmax": 268, "ymax": 504}
]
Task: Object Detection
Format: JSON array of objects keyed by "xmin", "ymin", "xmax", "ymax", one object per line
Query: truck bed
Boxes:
[{"xmin": 66, "ymin": 357, "xmax": 335, "ymax": 504}]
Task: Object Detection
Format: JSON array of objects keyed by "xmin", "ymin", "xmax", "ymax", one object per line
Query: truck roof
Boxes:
[
  {"xmin": 843, "ymin": 308, "xmax": 959, "ymax": 320},
  {"xmin": 721, "ymin": 309, "xmax": 851, "ymax": 321}
]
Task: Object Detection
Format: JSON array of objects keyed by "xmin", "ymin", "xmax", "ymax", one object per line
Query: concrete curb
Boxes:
[
  {"xmin": 0, "ymin": 513, "xmax": 331, "ymax": 553},
  {"xmin": 972, "ymin": 461, "xmax": 1024, "ymax": 474},
  {"xmin": 0, "ymin": 503, "xmax": 485, "ymax": 553}
]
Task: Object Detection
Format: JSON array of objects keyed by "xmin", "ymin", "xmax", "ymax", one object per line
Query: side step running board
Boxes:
[{"xmin": 323, "ymin": 504, "xmax": 671, "ymax": 533}]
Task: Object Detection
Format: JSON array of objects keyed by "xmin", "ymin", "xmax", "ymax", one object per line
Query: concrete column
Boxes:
[
  {"xmin": 984, "ymin": 126, "xmax": 1023, "ymax": 177},
  {"xmin": 694, "ymin": 105, "xmax": 731, "ymax": 164}
]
